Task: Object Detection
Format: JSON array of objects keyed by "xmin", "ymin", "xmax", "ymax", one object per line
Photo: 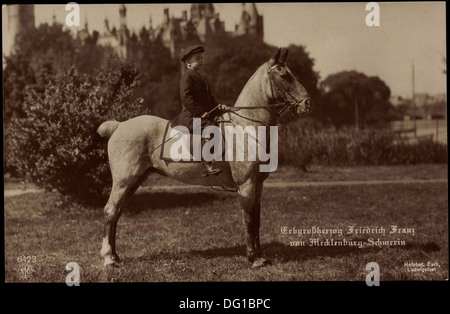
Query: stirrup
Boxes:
[
  {"xmin": 201, "ymin": 165, "xmax": 222, "ymax": 177},
  {"xmin": 202, "ymin": 169, "xmax": 222, "ymax": 177}
]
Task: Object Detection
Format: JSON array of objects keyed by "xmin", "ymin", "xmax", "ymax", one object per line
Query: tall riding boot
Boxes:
[{"xmin": 201, "ymin": 138, "xmax": 222, "ymax": 177}]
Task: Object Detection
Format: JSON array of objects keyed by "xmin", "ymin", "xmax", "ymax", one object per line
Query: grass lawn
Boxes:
[
  {"xmin": 4, "ymin": 164, "xmax": 448, "ymax": 283},
  {"xmin": 141, "ymin": 164, "xmax": 447, "ymax": 187}
]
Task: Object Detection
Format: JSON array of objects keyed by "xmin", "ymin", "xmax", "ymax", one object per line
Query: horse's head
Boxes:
[{"xmin": 265, "ymin": 48, "xmax": 312, "ymax": 120}]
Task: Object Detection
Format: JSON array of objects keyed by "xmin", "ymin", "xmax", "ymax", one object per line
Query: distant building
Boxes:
[
  {"xmin": 3, "ymin": 3, "xmax": 264, "ymax": 62},
  {"xmin": 235, "ymin": 3, "xmax": 264, "ymax": 38},
  {"xmin": 92, "ymin": 4, "xmax": 129, "ymax": 58},
  {"xmin": 414, "ymin": 93, "xmax": 429, "ymax": 108},
  {"xmin": 96, "ymin": 18, "xmax": 121, "ymax": 54},
  {"xmin": 391, "ymin": 93, "xmax": 446, "ymax": 120},
  {"xmin": 3, "ymin": 4, "xmax": 35, "ymax": 64},
  {"xmin": 413, "ymin": 93, "xmax": 446, "ymax": 108},
  {"xmin": 93, "ymin": 3, "xmax": 263, "ymax": 60},
  {"xmin": 390, "ymin": 95, "xmax": 409, "ymax": 107},
  {"xmin": 150, "ymin": 3, "xmax": 227, "ymax": 58},
  {"xmin": 189, "ymin": 4, "xmax": 225, "ymax": 42}
]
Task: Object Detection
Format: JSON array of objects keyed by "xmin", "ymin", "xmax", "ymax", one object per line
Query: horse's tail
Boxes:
[{"xmin": 97, "ymin": 120, "xmax": 120, "ymax": 138}]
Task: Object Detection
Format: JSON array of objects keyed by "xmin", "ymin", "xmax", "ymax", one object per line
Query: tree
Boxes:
[
  {"xmin": 4, "ymin": 22, "xmax": 113, "ymax": 122},
  {"xmin": 284, "ymin": 44, "xmax": 320, "ymax": 101},
  {"xmin": 75, "ymin": 31, "xmax": 116, "ymax": 75},
  {"xmin": 204, "ymin": 34, "xmax": 273, "ymax": 105},
  {"xmin": 3, "ymin": 23, "xmax": 74, "ymax": 121},
  {"xmin": 202, "ymin": 33, "xmax": 320, "ymax": 107},
  {"xmin": 3, "ymin": 22, "xmax": 125, "ymax": 176},
  {"xmin": 364, "ymin": 76, "xmax": 393, "ymax": 124},
  {"xmin": 318, "ymin": 71, "xmax": 392, "ymax": 127},
  {"xmin": 13, "ymin": 22, "xmax": 76, "ymax": 74},
  {"xmin": 3, "ymin": 54, "xmax": 36, "ymax": 120},
  {"xmin": 127, "ymin": 37, "xmax": 180, "ymax": 118},
  {"xmin": 119, "ymin": 32, "xmax": 320, "ymax": 120},
  {"xmin": 6, "ymin": 63, "xmax": 148, "ymax": 201}
]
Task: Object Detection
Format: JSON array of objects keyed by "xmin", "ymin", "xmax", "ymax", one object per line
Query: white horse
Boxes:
[{"xmin": 97, "ymin": 48, "xmax": 311, "ymax": 268}]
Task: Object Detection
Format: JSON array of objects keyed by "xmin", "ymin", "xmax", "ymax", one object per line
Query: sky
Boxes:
[{"xmin": 4, "ymin": 2, "xmax": 447, "ymax": 98}]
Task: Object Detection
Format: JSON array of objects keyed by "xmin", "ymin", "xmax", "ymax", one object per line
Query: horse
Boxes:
[{"xmin": 97, "ymin": 48, "xmax": 311, "ymax": 268}]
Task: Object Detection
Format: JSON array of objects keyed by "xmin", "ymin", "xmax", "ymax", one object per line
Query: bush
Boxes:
[
  {"xmin": 6, "ymin": 62, "xmax": 148, "ymax": 202},
  {"xmin": 279, "ymin": 120, "xmax": 447, "ymax": 169}
]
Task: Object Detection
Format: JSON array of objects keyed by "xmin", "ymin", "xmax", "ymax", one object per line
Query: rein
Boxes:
[
  {"xmin": 220, "ymin": 102, "xmax": 290, "ymax": 126},
  {"xmin": 140, "ymin": 63, "xmax": 304, "ymax": 160},
  {"xmin": 217, "ymin": 62, "xmax": 304, "ymax": 126}
]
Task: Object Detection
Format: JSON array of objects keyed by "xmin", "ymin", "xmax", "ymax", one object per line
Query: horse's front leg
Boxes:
[
  {"xmin": 238, "ymin": 179, "xmax": 270, "ymax": 268},
  {"xmin": 253, "ymin": 179, "xmax": 263, "ymax": 258}
]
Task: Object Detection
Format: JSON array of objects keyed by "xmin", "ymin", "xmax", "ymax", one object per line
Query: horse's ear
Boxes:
[
  {"xmin": 270, "ymin": 47, "xmax": 282, "ymax": 65},
  {"xmin": 280, "ymin": 48, "xmax": 288, "ymax": 63}
]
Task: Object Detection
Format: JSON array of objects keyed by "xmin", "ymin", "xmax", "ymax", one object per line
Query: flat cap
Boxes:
[{"xmin": 180, "ymin": 45, "xmax": 205, "ymax": 62}]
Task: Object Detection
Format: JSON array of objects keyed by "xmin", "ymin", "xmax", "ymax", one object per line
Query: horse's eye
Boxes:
[{"xmin": 282, "ymin": 73, "xmax": 293, "ymax": 82}]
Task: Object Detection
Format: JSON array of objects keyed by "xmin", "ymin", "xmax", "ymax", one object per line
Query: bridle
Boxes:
[
  {"xmin": 220, "ymin": 62, "xmax": 310, "ymax": 126},
  {"xmin": 140, "ymin": 63, "xmax": 310, "ymax": 163},
  {"xmin": 267, "ymin": 62, "xmax": 306, "ymax": 110}
]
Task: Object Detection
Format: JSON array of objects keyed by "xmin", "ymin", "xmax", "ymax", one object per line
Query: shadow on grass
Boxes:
[{"xmin": 126, "ymin": 191, "xmax": 224, "ymax": 214}]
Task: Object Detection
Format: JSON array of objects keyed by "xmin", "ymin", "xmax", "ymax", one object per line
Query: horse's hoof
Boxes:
[
  {"xmin": 105, "ymin": 261, "xmax": 122, "ymax": 268},
  {"xmin": 252, "ymin": 258, "xmax": 272, "ymax": 268},
  {"xmin": 104, "ymin": 256, "xmax": 122, "ymax": 267},
  {"xmin": 112, "ymin": 255, "xmax": 122, "ymax": 264}
]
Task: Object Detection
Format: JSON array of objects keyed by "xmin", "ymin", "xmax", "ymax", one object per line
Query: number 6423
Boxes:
[{"xmin": 17, "ymin": 256, "xmax": 36, "ymax": 263}]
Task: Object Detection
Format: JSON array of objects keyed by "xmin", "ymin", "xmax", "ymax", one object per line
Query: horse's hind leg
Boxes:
[
  {"xmin": 101, "ymin": 184, "xmax": 129, "ymax": 266},
  {"xmin": 100, "ymin": 168, "xmax": 152, "ymax": 266}
]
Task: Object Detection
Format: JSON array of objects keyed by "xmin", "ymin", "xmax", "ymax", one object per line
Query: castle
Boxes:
[
  {"xmin": 97, "ymin": 3, "xmax": 264, "ymax": 59},
  {"xmin": 3, "ymin": 3, "xmax": 264, "ymax": 62}
]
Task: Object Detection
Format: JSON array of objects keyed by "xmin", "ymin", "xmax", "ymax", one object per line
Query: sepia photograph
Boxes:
[{"xmin": 2, "ymin": 2, "xmax": 447, "ymax": 293}]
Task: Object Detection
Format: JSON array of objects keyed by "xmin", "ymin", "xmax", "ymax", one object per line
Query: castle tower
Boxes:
[
  {"xmin": 104, "ymin": 18, "xmax": 110, "ymax": 33},
  {"xmin": 235, "ymin": 3, "xmax": 263, "ymax": 39},
  {"xmin": 179, "ymin": 10, "xmax": 188, "ymax": 40},
  {"xmin": 146, "ymin": 3, "xmax": 262, "ymax": 60},
  {"xmin": 191, "ymin": 3, "xmax": 216, "ymax": 41},
  {"xmin": 190, "ymin": 3, "xmax": 215, "ymax": 25},
  {"xmin": 118, "ymin": 4, "xmax": 128, "ymax": 58},
  {"xmin": 119, "ymin": 4, "xmax": 127, "ymax": 30},
  {"xmin": 3, "ymin": 4, "xmax": 35, "ymax": 61},
  {"xmin": 163, "ymin": 8, "xmax": 170, "ymax": 25},
  {"xmin": 76, "ymin": 18, "xmax": 91, "ymax": 44},
  {"xmin": 148, "ymin": 15, "xmax": 155, "ymax": 41}
]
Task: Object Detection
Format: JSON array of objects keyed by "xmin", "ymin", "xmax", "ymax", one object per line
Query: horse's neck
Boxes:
[{"xmin": 232, "ymin": 64, "xmax": 272, "ymax": 126}]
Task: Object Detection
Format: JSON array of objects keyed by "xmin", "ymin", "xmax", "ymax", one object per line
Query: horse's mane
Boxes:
[{"xmin": 233, "ymin": 62, "xmax": 269, "ymax": 107}]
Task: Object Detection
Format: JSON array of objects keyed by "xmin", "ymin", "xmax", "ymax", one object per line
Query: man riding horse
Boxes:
[
  {"xmin": 173, "ymin": 44, "xmax": 224, "ymax": 177},
  {"xmin": 98, "ymin": 47, "xmax": 312, "ymax": 268}
]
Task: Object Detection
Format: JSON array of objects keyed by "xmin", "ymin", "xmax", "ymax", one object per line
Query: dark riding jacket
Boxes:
[{"xmin": 173, "ymin": 68, "xmax": 219, "ymax": 131}]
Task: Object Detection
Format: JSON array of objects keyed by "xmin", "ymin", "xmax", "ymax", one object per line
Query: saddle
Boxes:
[{"xmin": 160, "ymin": 121, "xmax": 226, "ymax": 162}]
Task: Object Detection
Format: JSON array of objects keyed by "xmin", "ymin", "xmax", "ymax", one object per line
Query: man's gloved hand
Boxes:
[
  {"xmin": 201, "ymin": 112, "xmax": 209, "ymax": 119},
  {"xmin": 217, "ymin": 104, "xmax": 228, "ymax": 113}
]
